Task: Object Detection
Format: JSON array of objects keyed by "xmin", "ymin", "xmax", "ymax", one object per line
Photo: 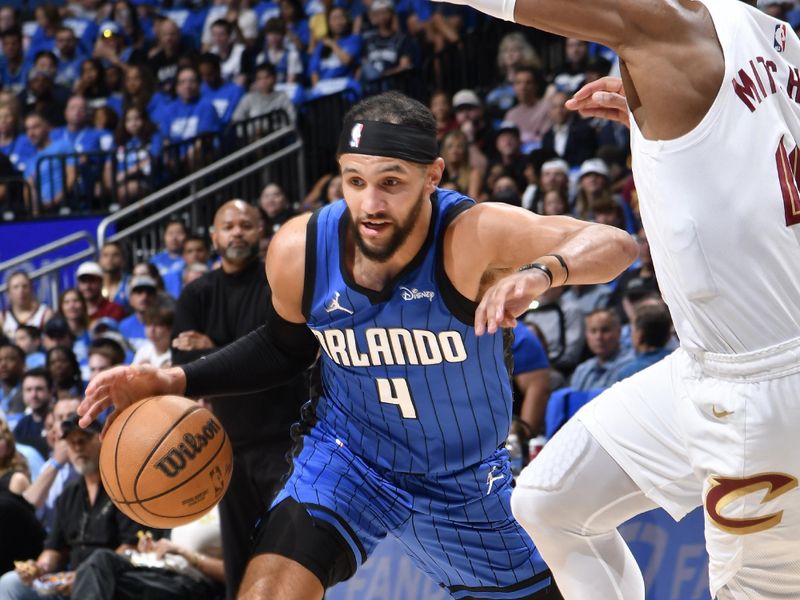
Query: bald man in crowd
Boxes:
[{"xmin": 170, "ymin": 200, "xmax": 307, "ymax": 599}]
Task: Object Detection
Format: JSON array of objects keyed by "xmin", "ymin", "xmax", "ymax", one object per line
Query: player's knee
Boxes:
[{"xmin": 510, "ymin": 482, "xmax": 562, "ymax": 536}]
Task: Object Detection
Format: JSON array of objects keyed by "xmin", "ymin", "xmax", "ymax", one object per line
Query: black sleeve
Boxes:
[
  {"xmin": 171, "ymin": 279, "xmax": 212, "ymax": 366},
  {"xmin": 182, "ymin": 301, "xmax": 319, "ymax": 398}
]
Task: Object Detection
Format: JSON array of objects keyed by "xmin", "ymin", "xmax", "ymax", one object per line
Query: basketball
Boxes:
[{"xmin": 99, "ymin": 395, "xmax": 233, "ymax": 529}]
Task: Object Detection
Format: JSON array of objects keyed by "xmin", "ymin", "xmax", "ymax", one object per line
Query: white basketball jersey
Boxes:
[{"xmin": 630, "ymin": 0, "xmax": 800, "ymax": 354}]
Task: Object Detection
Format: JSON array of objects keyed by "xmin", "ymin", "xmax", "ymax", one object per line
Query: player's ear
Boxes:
[{"xmin": 427, "ymin": 157, "xmax": 445, "ymax": 189}]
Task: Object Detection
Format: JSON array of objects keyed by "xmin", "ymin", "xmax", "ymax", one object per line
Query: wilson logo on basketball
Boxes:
[{"xmin": 154, "ymin": 418, "xmax": 222, "ymax": 478}]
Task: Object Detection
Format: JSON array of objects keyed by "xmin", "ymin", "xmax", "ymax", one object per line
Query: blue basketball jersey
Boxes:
[{"xmin": 304, "ymin": 189, "xmax": 514, "ymax": 474}]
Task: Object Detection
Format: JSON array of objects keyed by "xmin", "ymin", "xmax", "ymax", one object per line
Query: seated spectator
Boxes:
[
  {"xmin": 569, "ymin": 308, "xmax": 634, "ymax": 391},
  {"xmin": 182, "ymin": 263, "xmax": 210, "ymax": 288},
  {"xmin": 102, "ymin": 1, "xmax": 149, "ymax": 65},
  {"xmin": 75, "ymin": 261, "xmax": 126, "ymax": 325},
  {"xmin": 0, "ymin": 343, "xmax": 24, "ymax": 416},
  {"xmin": 573, "ymin": 158, "xmax": 615, "ymax": 220},
  {"xmin": 0, "ymin": 414, "xmax": 143, "ymax": 599},
  {"xmin": 22, "ymin": 113, "xmax": 76, "ymax": 214},
  {"xmin": 358, "ymin": 0, "xmax": 413, "ymax": 83},
  {"xmin": 541, "ymin": 189, "xmax": 570, "ymax": 216},
  {"xmin": 161, "ymin": 65, "xmax": 222, "ymax": 170},
  {"xmin": 429, "ymin": 89, "xmax": 457, "ymax": 142},
  {"xmin": 45, "ymin": 347, "xmax": 83, "ymax": 400},
  {"xmin": 208, "ymin": 19, "xmax": 247, "ymax": 84},
  {"xmin": 202, "ymin": 0, "xmax": 258, "ymax": 50},
  {"xmin": 52, "ymin": 27, "xmax": 84, "ymax": 90},
  {"xmin": 85, "ymin": 339, "xmax": 126, "ymax": 383},
  {"xmin": 243, "ymin": 17, "xmax": 303, "ymax": 85},
  {"xmin": 540, "ymin": 90, "xmax": 597, "ymax": 168},
  {"xmin": 440, "ymin": 128, "xmax": 483, "ymax": 199},
  {"xmin": 278, "ymin": 0, "xmax": 310, "ymax": 53},
  {"xmin": 523, "ymin": 286, "xmax": 586, "ymax": 375},
  {"xmin": 51, "ymin": 95, "xmax": 112, "ymax": 155},
  {"xmin": 132, "ymin": 306, "xmax": 174, "ymax": 368},
  {"xmin": 531, "ymin": 158, "xmax": 571, "ymax": 213},
  {"xmin": 308, "ymin": 7, "xmax": 361, "ymax": 91},
  {"xmin": 112, "ymin": 64, "xmax": 170, "ymax": 127},
  {"xmin": 13, "ymin": 326, "xmax": 45, "ymax": 369},
  {"xmin": 511, "ymin": 320, "xmax": 550, "ymax": 438},
  {"xmin": 2, "ymin": 271, "xmax": 53, "ymax": 339},
  {"xmin": 551, "ymin": 38, "xmax": 591, "ymax": 95},
  {"xmin": 40, "ymin": 317, "xmax": 75, "ymax": 356},
  {"xmin": 163, "ymin": 236, "xmax": 212, "ymax": 298},
  {"xmin": 0, "ymin": 27, "xmax": 27, "ymax": 95},
  {"xmin": 258, "ymin": 182, "xmax": 296, "ymax": 239},
  {"xmin": 0, "ymin": 418, "xmax": 30, "ymax": 495},
  {"xmin": 73, "ymin": 58, "xmax": 111, "ymax": 112},
  {"xmin": 199, "ymin": 52, "xmax": 244, "ymax": 125},
  {"xmin": 131, "ymin": 262, "xmax": 174, "ymax": 310},
  {"xmin": 98, "ymin": 242, "xmax": 131, "ymax": 310},
  {"xmin": 105, "ymin": 105, "xmax": 163, "ymax": 206},
  {"xmin": 486, "ymin": 120, "xmax": 527, "ymax": 192},
  {"xmin": 232, "ymin": 63, "xmax": 296, "ymax": 124},
  {"xmin": 615, "ymin": 304, "xmax": 674, "ymax": 382},
  {"xmin": 147, "ymin": 18, "xmax": 196, "ymax": 95},
  {"xmin": 0, "ymin": 102, "xmax": 35, "ymax": 176},
  {"xmin": 486, "ymin": 32, "xmax": 542, "ymax": 120},
  {"xmin": 56, "ymin": 289, "xmax": 90, "ymax": 364},
  {"xmin": 489, "ymin": 175, "xmax": 522, "ymax": 206},
  {"xmin": 26, "ymin": 5, "xmax": 60, "ymax": 60},
  {"xmin": 18, "ymin": 61, "xmax": 70, "ymax": 128},
  {"xmin": 118, "ymin": 275, "xmax": 158, "ymax": 352},
  {"xmin": 72, "ymin": 505, "xmax": 224, "ymax": 599},
  {"xmin": 150, "ymin": 219, "xmax": 187, "ymax": 299},
  {"xmin": 12, "ymin": 367, "xmax": 54, "ymax": 459},
  {"xmin": 301, "ymin": 171, "xmax": 342, "ymax": 211},
  {"xmin": 503, "ymin": 66, "xmax": 551, "ymax": 150},
  {"xmin": 452, "ymin": 89, "xmax": 490, "ymax": 176}
]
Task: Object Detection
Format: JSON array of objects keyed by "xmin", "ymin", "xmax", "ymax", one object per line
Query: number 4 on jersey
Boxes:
[
  {"xmin": 376, "ymin": 378, "xmax": 417, "ymax": 419},
  {"xmin": 775, "ymin": 136, "xmax": 800, "ymax": 226}
]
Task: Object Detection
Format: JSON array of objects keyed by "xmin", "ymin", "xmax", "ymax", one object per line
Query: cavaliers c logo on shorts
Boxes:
[{"xmin": 705, "ymin": 473, "xmax": 798, "ymax": 535}]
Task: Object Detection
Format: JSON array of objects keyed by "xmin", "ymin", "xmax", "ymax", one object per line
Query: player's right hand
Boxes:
[
  {"xmin": 77, "ymin": 365, "xmax": 187, "ymax": 439},
  {"xmin": 565, "ymin": 76, "xmax": 629, "ymax": 128}
]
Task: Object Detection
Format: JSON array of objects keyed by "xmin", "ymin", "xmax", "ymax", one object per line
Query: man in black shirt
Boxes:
[
  {"xmin": 0, "ymin": 415, "xmax": 140, "ymax": 598},
  {"xmin": 171, "ymin": 200, "xmax": 306, "ymax": 599},
  {"xmin": 359, "ymin": 0, "xmax": 414, "ymax": 82}
]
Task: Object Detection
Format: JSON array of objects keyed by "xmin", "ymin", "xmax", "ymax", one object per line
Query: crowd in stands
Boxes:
[{"xmin": 0, "ymin": 0, "xmax": 796, "ymax": 596}]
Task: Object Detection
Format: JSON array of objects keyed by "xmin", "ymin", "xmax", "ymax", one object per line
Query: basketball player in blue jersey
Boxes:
[{"xmin": 77, "ymin": 91, "xmax": 637, "ymax": 599}]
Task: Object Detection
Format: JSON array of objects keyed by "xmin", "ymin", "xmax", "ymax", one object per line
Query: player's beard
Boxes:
[{"xmin": 350, "ymin": 190, "xmax": 426, "ymax": 263}]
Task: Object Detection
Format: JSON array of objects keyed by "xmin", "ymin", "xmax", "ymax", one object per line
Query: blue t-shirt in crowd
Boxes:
[
  {"xmin": 569, "ymin": 348, "xmax": 635, "ymax": 392},
  {"xmin": 309, "ymin": 34, "xmax": 362, "ymax": 81},
  {"xmin": 161, "ymin": 97, "xmax": 222, "ymax": 143},
  {"xmin": 62, "ymin": 17, "xmax": 99, "ymax": 56},
  {"xmin": 119, "ymin": 313, "xmax": 147, "ymax": 352},
  {"xmin": 201, "ymin": 81, "xmax": 245, "ymax": 125},
  {"xmin": 50, "ymin": 126, "xmax": 112, "ymax": 154},
  {"xmin": 0, "ymin": 134, "xmax": 36, "ymax": 175},
  {"xmin": 25, "ymin": 137, "xmax": 76, "ymax": 207},
  {"xmin": 150, "ymin": 251, "xmax": 185, "ymax": 298},
  {"xmin": 511, "ymin": 320, "xmax": 549, "ymax": 375},
  {"xmin": 0, "ymin": 57, "xmax": 27, "ymax": 94},
  {"xmin": 615, "ymin": 347, "xmax": 674, "ymax": 382},
  {"xmin": 54, "ymin": 52, "xmax": 86, "ymax": 88}
]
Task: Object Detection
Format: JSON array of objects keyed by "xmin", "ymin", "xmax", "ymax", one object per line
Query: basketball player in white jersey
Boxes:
[{"xmin": 449, "ymin": 0, "xmax": 800, "ymax": 598}]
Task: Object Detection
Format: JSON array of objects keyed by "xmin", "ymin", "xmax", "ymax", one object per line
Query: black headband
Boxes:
[{"xmin": 337, "ymin": 120, "xmax": 438, "ymax": 164}]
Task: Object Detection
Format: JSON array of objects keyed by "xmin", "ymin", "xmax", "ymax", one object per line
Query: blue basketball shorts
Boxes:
[{"xmin": 270, "ymin": 421, "xmax": 553, "ymax": 599}]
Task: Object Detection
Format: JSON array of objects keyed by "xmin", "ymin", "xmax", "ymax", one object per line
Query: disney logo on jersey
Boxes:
[
  {"xmin": 400, "ymin": 287, "xmax": 435, "ymax": 302},
  {"xmin": 775, "ymin": 23, "xmax": 787, "ymax": 53},
  {"xmin": 324, "ymin": 291, "xmax": 354, "ymax": 315}
]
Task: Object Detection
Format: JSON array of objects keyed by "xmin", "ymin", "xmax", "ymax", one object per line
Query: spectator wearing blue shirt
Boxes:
[
  {"xmin": 118, "ymin": 276, "xmax": 157, "ymax": 353},
  {"xmin": 12, "ymin": 367, "xmax": 53, "ymax": 460},
  {"xmin": 161, "ymin": 65, "xmax": 222, "ymax": 168},
  {"xmin": 105, "ymin": 105, "xmax": 163, "ymax": 206},
  {"xmin": 23, "ymin": 112, "xmax": 76, "ymax": 214},
  {"xmin": 511, "ymin": 320, "xmax": 551, "ymax": 437},
  {"xmin": 150, "ymin": 219, "xmax": 187, "ymax": 299},
  {"xmin": 26, "ymin": 5, "xmax": 61, "ymax": 62},
  {"xmin": 614, "ymin": 304, "xmax": 674, "ymax": 382},
  {"xmin": 52, "ymin": 27, "xmax": 85, "ymax": 90},
  {"xmin": 309, "ymin": 6, "xmax": 361, "ymax": 93},
  {"xmin": 569, "ymin": 308, "xmax": 634, "ymax": 392},
  {"xmin": 278, "ymin": 0, "xmax": 310, "ymax": 52},
  {"xmin": 0, "ymin": 27, "xmax": 27, "ymax": 95},
  {"xmin": 0, "ymin": 343, "xmax": 25, "ymax": 416},
  {"xmin": 199, "ymin": 53, "xmax": 244, "ymax": 125},
  {"xmin": 0, "ymin": 103, "xmax": 36, "ymax": 176},
  {"xmin": 99, "ymin": 242, "xmax": 132, "ymax": 311},
  {"xmin": 13, "ymin": 326, "xmax": 46, "ymax": 370}
]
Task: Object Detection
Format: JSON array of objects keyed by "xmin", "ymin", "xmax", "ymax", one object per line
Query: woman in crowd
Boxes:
[
  {"xmin": 1, "ymin": 272, "xmax": 53, "ymax": 339},
  {"xmin": 486, "ymin": 32, "xmax": 542, "ymax": 118},
  {"xmin": 308, "ymin": 6, "xmax": 361, "ymax": 87},
  {"xmin": 0, "ymin": 420, "xmax": 30, "ymax": 496},
  {"xmin": 430, "ymin": 90, "xmax": 458, "ymax": 142},
  {"xmin": 58, "ymin": 288, "xmax": 90, "ymax": 362},
  {"xmin": 74, "ymin": 58, "xmax": 111, "ymax": 109},
  {"xmin": 46, "ymin": 346, "xmax": 83, "ymax": 399},
  {"xmin": 440, "ymin": 129, "xmax": 483, "ymax": 200},
  {"xmin": 0, "ymin": 103, "xmax": 34, "ymax": 176}
]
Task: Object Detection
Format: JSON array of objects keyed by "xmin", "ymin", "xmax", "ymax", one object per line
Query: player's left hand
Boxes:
[{"xmin": 475, "ymin": 269, "xmax": 551, "ymax": 336}]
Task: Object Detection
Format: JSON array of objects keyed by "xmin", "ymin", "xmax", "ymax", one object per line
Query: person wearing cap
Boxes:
[
  {"xmin": 19, "ymin": 57, "xmax": 70, "ymax": 128},
  {"xmin": 118, "ymin": 275, "xmax": 157, "ymax": 352},
  {"xmin": 359, "ymin": 0, "xmax": 413, "ymax": 83},
  {"xmin": 75, "ymin": 262, "xmax": 126, "ymax": 325},
  {"xmin": 22, "ymin": 112, "xmax": 74, "ymax": 214},
  {"xmin": 572, "ymin": 157, "xmax": 612, "ymax": 219},
  {"xmin": 0, "ymin": 413, "xmax": 143, "ymax": 599},
  {"xmin": 41, "ymin": 317, "xmax": 75, "ymax": 354},
  {"xmin": 451, "ymin": 88, "xmax": 490, "ymax": 179},
  {"xmin": 503, "ymin": 65, "xmax": 551, "ymax": 148},
  {"xmin": 540, "ymin": 89, "xmax": 597, "ymax": 168}
]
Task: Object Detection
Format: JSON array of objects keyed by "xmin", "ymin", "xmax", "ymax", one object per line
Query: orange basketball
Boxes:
[{"xmin": 99, "ymin": 395, "xmax": 233, "ymax": 529}]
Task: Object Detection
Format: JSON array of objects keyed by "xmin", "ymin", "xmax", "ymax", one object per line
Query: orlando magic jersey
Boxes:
[{"xmin": 303, "ymin": 189, "xmax": 513, "ymax": 474}]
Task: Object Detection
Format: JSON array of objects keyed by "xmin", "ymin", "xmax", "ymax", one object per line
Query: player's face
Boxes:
[{"xmin": 339, "ymin": 154, "xmax": 443, "ymax": 263}]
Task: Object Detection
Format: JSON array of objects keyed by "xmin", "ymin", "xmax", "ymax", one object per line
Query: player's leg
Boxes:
[
  {"xmin": 511, "ymin": 419, "xmax": 659, "ymax": 599},
  {"xmin": 513, "ymin": 352, "xmax": 702, "ymax": 599}
]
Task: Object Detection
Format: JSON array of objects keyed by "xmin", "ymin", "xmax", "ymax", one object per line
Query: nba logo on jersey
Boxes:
[
  {"xmin": 350, "ymin": 123, "xmax": 364, "ymax": 148},
  {"xmin": 774, "ymin": 23, "xmax": 787, "ymax": 53}
]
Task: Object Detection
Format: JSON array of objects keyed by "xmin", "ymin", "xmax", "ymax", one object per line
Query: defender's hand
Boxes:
[
  {"xmin": 566, "ymin": 76, "xmax": 629, "ymax": 128},
  {"xmin": 77, "ymin": 365, "xmax": 186, "ymax": 438},
  {"xmin": 475, "ymin": 269, "xmax": 551, "ymax": 336}
]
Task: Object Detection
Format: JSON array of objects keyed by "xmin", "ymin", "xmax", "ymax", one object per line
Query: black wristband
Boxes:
[
  {"xmin": 518, "ymin": 262, "xmax": 553, "ymax": 287},
  {"xmin": 545, "ymin": 254, "xmax": 570, "ymax": 284}
]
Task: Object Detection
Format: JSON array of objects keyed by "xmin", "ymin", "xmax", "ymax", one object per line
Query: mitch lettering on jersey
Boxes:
[
  {"xmin": 310, "ymin": 327, "xmax": 468, "ymax": 367},
  {"xmin": 732, "ymin": 55, "xmax": 800, "ymax": 112}
]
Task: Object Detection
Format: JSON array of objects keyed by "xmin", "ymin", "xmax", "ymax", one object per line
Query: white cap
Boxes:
[
  {"xmin": 76, "ymin": 261, "xmax": 103, "ymax": 279},
  {"xmin": 578, "ymin": 158, "xmax": 610, "ymax": 179},
  {"xmin": 540, "ymin": 159, "xmax": 570, "ymax": 175},
  {"xmin": 371, "ymin": 0, "xmax": 394, "ymax": 11},
  {"xmin": 452, "ymin": 89, "xmax": 481, "ymax": 109}
]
